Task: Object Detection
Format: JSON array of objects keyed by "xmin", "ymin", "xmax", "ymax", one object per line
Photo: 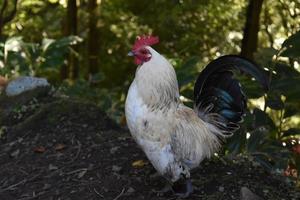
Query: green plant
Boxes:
[
  {"xmin": 226, "ymin": 31, "xmax": 300, "ymax": 180},
  {"xmin": 57, "ymin": 78, "xmax": 127, "ymax": 123},
  {"xmin": 0, "ymin": 36, "xmax": 82, "ymax": 78},
  {"xmin": 174, "ymin": 31, "xmax": 300, "ymax": 181}
]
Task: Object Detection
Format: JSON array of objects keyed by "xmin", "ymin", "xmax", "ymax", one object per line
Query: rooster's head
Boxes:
[{"xmin": 128, "ymin": 35, "xmax": 159, "ymax": 65}]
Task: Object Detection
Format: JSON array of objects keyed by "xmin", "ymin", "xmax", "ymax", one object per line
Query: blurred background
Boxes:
[{"xmin": 0, "ymin": 0, "xmax": 300, "ymax": 183}]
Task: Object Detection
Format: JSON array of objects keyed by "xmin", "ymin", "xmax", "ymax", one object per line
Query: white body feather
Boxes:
[
  {"xmin": 126, "ymin": 80, "xmax": 181, "ymax": 181},
  {"xmin": 125, "ymin": 47, "xmax": 222, "ymax": 182}
]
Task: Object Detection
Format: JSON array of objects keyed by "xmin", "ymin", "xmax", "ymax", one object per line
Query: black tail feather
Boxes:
[{"xmin": 194, "ymin": 55, "xmax": 269, "ymax": 135}]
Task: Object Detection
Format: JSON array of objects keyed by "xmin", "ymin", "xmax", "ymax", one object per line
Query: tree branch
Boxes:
[
  {"xmin": 240, "ymin": 0, "xmax": 264, "ymax": 60},
  {"xmin": 263, "ymin": 6, "xmax": 274, "ymax": 48},
  {"xmin": 2, "ymin": 0, "xmax": 19, "ymax": 24},
  {"xmin": 0, "ymin": 0, "xmax": 8, "ymax": 19},
  {"xmin": 279, "ymin": 0, "xmax": 300, "ymax": 19}
]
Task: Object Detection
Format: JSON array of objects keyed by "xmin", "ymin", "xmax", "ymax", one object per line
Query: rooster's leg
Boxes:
[
  {"xmin": 173, "ymin": 178, "xmax": 193, "ymax": 198},
  {"xmin": 153, "ymin": 182, "xmax": 173, "ymax": 196}
]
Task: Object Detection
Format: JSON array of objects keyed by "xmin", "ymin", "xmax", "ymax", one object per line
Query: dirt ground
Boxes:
[{"xmin": 0, "ymin": 95, "xmax": 299, "ymax": 200}]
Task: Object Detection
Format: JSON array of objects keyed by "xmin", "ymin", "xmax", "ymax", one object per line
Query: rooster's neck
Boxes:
[{"xmin": 134, "ymin": 51, "xmax": 180, "ymax": 111}]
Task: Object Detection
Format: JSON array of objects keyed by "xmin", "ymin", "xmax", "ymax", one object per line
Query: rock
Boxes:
[
  {"xmin": 127, "ymin": 187, "xmax": 135, "ymax": 193},
  {"xmin": 49, "ymin": 164, "xmax": 58, "ymax": 170},
  {"xmin": 241, "ymin": 187, "xmax": 263, "ymax": 200},
  {"xmin": 43, "ymin": 183, "xmax": 51, "ymax": 190},
  {"xmin": 5, "ymin": 76, "xmax": 50, "ymax": 96},
  {"xmin": 10, "ymin": 149, "xmax": 20, "ymax": 158},
  {"xmin": 0, "ymin": 76, "xmax": 51, "ymax": 125},
  {"xmin": 112, "ymin": 165, "xmax": 122, "ymax": 172},
  {"xmin": 218, "ymin": 186, "xmax": 225, "ymax": 192},
  {"xmin": 110, "ymin": 146, "xmax": 119, "ymax": 154},
  {"xmin": 0, "ymin": 76, "xmax": 8, "ymax": 93},
  {"xmin": 77, "ymin": 169, "xmax": 87, "ymax": 178}
]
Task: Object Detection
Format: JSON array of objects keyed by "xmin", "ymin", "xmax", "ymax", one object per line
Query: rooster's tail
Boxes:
[{"xmin": 194, "ymin": 55, "xmax": 269, "ymax": 137}]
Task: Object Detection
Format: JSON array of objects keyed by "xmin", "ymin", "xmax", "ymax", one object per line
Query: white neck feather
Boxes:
[{"xmin": 134, "ymin": 47, "xmax": 180, "ymax": 110}]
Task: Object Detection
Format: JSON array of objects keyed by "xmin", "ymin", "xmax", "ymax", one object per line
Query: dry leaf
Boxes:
[
  {"xmin": 132, "ymin": 160, "xmax": 147, "ymax": 168},
  {"xmin": 0, "ymin": 76, "xmax": 7, "ymax": 87},
  {"xmin": 78, "ymin": 170, "xmax": 87, "ymax": 178},
  {"xmin": 10, "ymin": 149, "xmax": 20, "ymax": 158},
  {"xmin": 34, "ymin": 146, "xmax": 46, "ymax": 153},
  {"xmin": 49, "ymin": 164, "xmax": 58, "ymax": 170},
  {"xmin": 292, "ymin": 144, "xmax": 300, "ymax": 154},
  {"xmin": 120, "ymin": 115, "xmax": 127, "ymax": 127},
  {"xmin": 55, "ymin": 143, "xmax": 66, "ymax": 151}
]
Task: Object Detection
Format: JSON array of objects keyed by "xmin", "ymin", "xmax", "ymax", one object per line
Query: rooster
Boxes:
[{"xmin": 125, "ymin": 36, "xmax": 268, "ymax": 198}]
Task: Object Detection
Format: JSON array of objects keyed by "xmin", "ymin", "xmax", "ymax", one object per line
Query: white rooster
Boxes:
[{"xmin": 125, "ymin": 36, "xmax": 268, "ymax": 197}]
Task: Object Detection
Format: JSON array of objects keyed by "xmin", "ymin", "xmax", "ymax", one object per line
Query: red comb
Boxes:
[{"xmin": 132, "ymin": 35, "xmax": 159, "ymax": 50}]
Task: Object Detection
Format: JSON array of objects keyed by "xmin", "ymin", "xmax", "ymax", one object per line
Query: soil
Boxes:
[{"xmin": 0, "ymin": 95, "xmax": 299, "ymax": 200}]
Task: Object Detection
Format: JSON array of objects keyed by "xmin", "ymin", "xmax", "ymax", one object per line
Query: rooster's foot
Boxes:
[
  {"xmin": 173, "ymin": 178, "xmax": 193, "ymax": 198},
  {"xmin": 153, "ymin": 183, "xmax": 173, "ymax": 197}
]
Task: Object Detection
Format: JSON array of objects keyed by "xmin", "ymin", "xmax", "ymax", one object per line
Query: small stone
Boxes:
[
  {"xmin": 263, "ymin": 189, "xmax": 269, "ymax": 193},
  {"xmin": 33, "ymin": 146, "xmax": 46, "ymax": 153},
  {"xmin": 132, "ymin": 160, "xmax": 147, "ymax": 168},
  {"xmin": 43, "ymin": 183, "xmax": 51, "ymax": 190},
  {"xmin": 110, "ymin": 146, "xmax": 119, "ymax": 154},
  {"xmin": 88, "ymin": 164, "xmax": 94, "ymax": 170},
  {"xmin": 127, "ymin": 187, "xmax": 135, "ymax": 193},
  {"xmin": 241, "ymin": 187, "xmax": 263, "ymax": 200},
  {"xmin": 78, "ymin": 170, "xmax": 87, "ymax": 178},
  {"xmin": 6, "ymin": 76, "xmax": 49, "ymax": 96},
  {"xmin": 49, "ymin": 164, "xmax": 58, "ymax": 170},
  {"xmin": 112, "ymin": 165, "xmax": 122, "ymax": 172},
  {"xmin": 219, "ymin": 186, "xmax": 225, "ymax": 192},
  {"xmin": 55, "ymin": 143, "xmax": 66, "ymax": 151},
  {"xmin": 10, "ymin": 149, "xmax": 20, "ymax": 158}
]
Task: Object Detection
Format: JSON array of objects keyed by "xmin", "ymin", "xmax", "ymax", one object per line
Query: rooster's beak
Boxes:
[{"xmin": 127, "ymin": 51, "xmax": 135, "ymax": 56}]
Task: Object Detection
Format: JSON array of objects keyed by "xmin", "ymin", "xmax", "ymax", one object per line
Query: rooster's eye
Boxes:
[{"xmin": 140, "ymin": 49, "xmax": 148, "ymax": 54}]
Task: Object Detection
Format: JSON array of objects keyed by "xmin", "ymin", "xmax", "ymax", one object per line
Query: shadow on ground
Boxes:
[{"xmin": 0, "ymin": 96, "xmax": 299, "ymax": 200}]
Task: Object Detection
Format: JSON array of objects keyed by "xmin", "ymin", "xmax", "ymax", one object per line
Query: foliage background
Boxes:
[{"xmin": 0, "ymin": 0, "xmax": 300, "ymax": 184}]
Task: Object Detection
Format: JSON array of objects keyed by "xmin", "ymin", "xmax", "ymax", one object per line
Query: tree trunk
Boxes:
[
  {"xmin": 240, "ymin": 0, "xmax": 264, "ymax": 60},
  {"xmin": 0, "ymin": 0, "xmax": 18, "ymax": 39},
  {"xmin": 61, "ymin": 0, "xmax": 78, "ymax": 80},
  {"xmin": 87, "ymin": 0, "xmax": 99, "ymax": 77}
]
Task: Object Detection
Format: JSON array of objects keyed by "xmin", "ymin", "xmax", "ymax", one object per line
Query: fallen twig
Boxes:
[
  {"xmin": 0, "ymin": 179, "xmax": 27, "ymax": 192},
  {"xmin": 0, "ymin": 169, "xmax": 42, "ymax": 193},
  {"xmin": 63, "ymin": 140, "xmax": 81, "ymax": 164},
  {"xmin": 93, "ymin": 187, "xmax": 104, "ymax": 198},
  {"xmin": 112, "ymin": 188, "xmax": 125, "ymax": 200},
  {"xmin": 17, "ymin": 191, "xmax": 46, "ymax": 200},
  {"xmin": 65, "ymin": 168, "xmax": 87, "ymax": 175}
]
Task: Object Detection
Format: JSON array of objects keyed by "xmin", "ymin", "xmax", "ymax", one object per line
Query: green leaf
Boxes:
[
  {"xmin": 253, "ymin": 154, "xmax": 273, "ymax": 170},
  {"xmin": 280, "ymin": 46, "xmax": 300, "ymax": 58},
  {"xmin": 253, "ymin": 108, "xmax": 276, "ymax": 129},
  {"xmin": 266, "ymin": 93, "xmax": 284, "ymax": 110},
  {"xmin": 176, "ymin": 56, "xmax": 199, "ymax": 87},
  {"xmin": 41, "ymin": 38, "xmax": 55, "ymax": 52},
  {"xmin": 41, "ymin": 36, "xmax": 83, "ymax": 69},
  {"xmin": 226, "ymin": 129, "xmax": 246, "ymax": 154},
  {"xmin": 271, "ymin": 77, "xmax": 300, "ymax": 102},
  {"xmin": 246, "ymin": 129, "xmax": 266, "ymax": 153},
  {"xmin": 89, "ymin": 72, "xmax": 105, "ymax": 83},
  {"xmin": 47, "ymin": 36, "xmax": 80, "ymax": 49},
  {"xmin": 282, "ymin": 128, "xmax": 300, "ymax": 138},
  {"xmin": 273, "ymin": 62, "xmax": 300, "ymax": 78},
  {"xmin": 280, "ymin": 31, "xmax": 300, "ymax": 58},
  {"xmin": 4, "ymin": 37, "xmax": 23, "ymax": 52},
  {"xmin": 237, "ymin": 76, "xmax": 266, "ymax": 99},
  {"xmin": 282, "ymin": 31, "xmax": 300, "ymax": 48},
  {"xmin": 284, "ymin": 105, "xmax": 300, "ymax": 118}
]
